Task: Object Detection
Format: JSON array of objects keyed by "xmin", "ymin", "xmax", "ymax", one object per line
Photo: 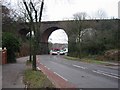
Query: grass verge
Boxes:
[
  {"xmin": 23, "ymin": 60, "xmax": 55, "ymax": 88},
  {"xmin": 64, "ymin": 56, "xmax": 113, "ymax": 65}
]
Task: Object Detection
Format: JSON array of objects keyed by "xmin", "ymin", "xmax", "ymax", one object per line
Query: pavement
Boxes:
[{"xmin": 2, "ymin": 56, "xmax": 28, "ymax": 89}]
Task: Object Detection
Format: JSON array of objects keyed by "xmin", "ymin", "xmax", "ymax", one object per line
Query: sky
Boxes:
[
  {"xmin": 5, "ymin": 0, "xmax": 120, "ymax": 21},
  {"xmin": 48, "ymin": 29, "xmax": 68, "ymax": 44},
  {"xmin": 118, "ymin": 1, "xmax": 120, "ymax": 19},
  {"xmin": 43, "ymin": 0, "xmax": 119, "ymax": 21},
  {"xmin": 3, "ymin": 0, "xmax": 120, "ymax": 44}
]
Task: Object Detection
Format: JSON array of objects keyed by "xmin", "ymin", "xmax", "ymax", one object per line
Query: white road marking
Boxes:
[
  {"xmin": 51, "ymin": 61, "xmax": 57, "ymax": 64},
  {"xmin": 97, "ymin": 70, "xmax": 119, "ymax": 77},
  {"xmin": 38, "ymin": 62, "xmax": 51, "ymax": 70},
  {"xmin": 37, "ymin": 67, "xmax": 41, "ymax": 70},
  {"xmin": 44, "ymin": 65, "xmax": 50, "ymax": 70},
  {"xmin": 47, "ymin": 67, "xmax": 50, "ymax": 70},
  {"xmin": 110, "ymin": 73, "xmax": 119, "ymax": 77},
  {"xmin": 54, "ymin": 72, "xmax": 68, "ymax": 81},
  {"xmin": 92, "ymin": 70, "xmax": 120, "ymax": 79},
  {"xmin": 40, "ymin": 63, "xmax": 43, "ymax": 65},
  {"xmin": 73, "ymin": 64, "xmax": 87, "ymax": 69}
]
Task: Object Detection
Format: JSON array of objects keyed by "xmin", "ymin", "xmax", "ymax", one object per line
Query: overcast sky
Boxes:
[
  {"xmin": 48, "ymin": 29, "xmax": 68, "ymax": 44},
  {"xmin": 4, "ymin": 0, "xmax": 120, "ymax": 44},
  {"xmin": 5, "ymin": 0, "xmax": 120, "ymax": 21},
  {"xmin": 43, "ymin": 0, "xmax": 119, "ymax": 21}
]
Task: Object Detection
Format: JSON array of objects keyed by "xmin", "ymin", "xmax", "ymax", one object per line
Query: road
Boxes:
[{"xmin": 37, "ymin": 55, "xmax": 119, "ymax": 88}]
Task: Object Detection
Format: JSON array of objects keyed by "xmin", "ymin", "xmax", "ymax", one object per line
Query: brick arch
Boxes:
[
  {"xmin": 41, "ymin": 27, "xmax": 65, "ymax": 43},
  {"xmin": 18, "ymin": 28, "xmax": 30, "ymax": 36}
]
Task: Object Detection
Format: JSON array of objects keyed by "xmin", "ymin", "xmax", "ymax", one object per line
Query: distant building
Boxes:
[{"xmin": 118, "ymin": 1, "xmax": 120, "ymax": 19}]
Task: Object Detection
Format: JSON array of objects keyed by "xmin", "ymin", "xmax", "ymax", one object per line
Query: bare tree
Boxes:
[
  {"xmin": 73, "ymin": 12, "xmax": 88, "ymax": 42},
  {"xmin": 2, "ymin": 0, "xmax": 20, "ymax": 22},
  {"xmin": 22, "ymin": 0, "xmax": 44, "ymax": 70},
  {"xmin": 96, "ymin": 9, "xmax": 107, "ymax": 19},
  {"xmin": 73, "ymin": 12, "xmax": 87, "ymax": 20},
  {"xmin": 72, "ymin": 12, "xmax": 88, "ymax": 58}
]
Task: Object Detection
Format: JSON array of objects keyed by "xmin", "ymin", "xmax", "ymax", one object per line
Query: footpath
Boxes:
[{"xmin": 2, "ymin": 56, "xmax": 28, "ymax": 88}]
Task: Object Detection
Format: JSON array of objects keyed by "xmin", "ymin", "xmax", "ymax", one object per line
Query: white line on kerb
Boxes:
[
  {"xmin": 47, "ymin": 67, "xmax": 50, "ymax": 70},
  {"xmin": 37, "ymin": 67, "xmax": 41, "ymax": 70},
  {"xmin": 40, "ymin": 63, "xmax": 43, "ymax": 65},
  {"xmin": 92, "ymin": 70, "xmax": 120, "ymax": 79},
  {"xmin": 54, "ymin": 72, "xmax": 68, "ymax": 81},
  {"xmin": 44, "ymin": 65, "xmax": 50, "ymax": 70},
  {"xmin": 73, "ymin": 64, "xmax": 86, "ymax": 69}
]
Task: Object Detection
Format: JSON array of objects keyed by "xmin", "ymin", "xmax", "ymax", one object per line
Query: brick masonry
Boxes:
[{"xmin": 1, "ymin": 49, "xmax": 7, "ymax": 64}]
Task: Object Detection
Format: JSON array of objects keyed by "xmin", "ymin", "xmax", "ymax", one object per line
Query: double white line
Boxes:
[
  {"xmin": 92, "ymin": 70, "xmax": 120, "ymax": 79},
  {"xmin": 73, "ymin": 64, "xmax": 119, "ymax": 79}
]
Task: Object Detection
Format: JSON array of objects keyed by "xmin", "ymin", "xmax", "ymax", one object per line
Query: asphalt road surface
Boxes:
[{"xmin": 37, "ymin": 55, "xmax": 119, "ymax": 88}]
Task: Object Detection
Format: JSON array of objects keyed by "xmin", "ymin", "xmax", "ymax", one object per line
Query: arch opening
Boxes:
[{"xmin": 41, "ymin": 27, "xmax": 68, "ymax": 55}]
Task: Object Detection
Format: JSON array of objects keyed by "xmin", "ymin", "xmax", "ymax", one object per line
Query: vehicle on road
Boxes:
[
  {"xmin": 50, "ymin": 48, "xmax": 68, "ymax": 55},
  {"xmin": 50, "ymin": 48, "xmax": 60, "ymax": 55},
  {"xmin": 63, "ymin": 48, "xmax": 68, "ymax": 55},
  {"xmin": 59, "ymin": 50, "xmax": 65, "ymax": 55}
]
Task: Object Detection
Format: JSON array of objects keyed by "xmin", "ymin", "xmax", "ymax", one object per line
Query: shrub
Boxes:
[
  {"xmin": 104, "ymin": 49, "xmax": 120, "ymax": 61},
  {"xmin": 2, "ymin": 32, "xmax": 21, "ymax": 63}
]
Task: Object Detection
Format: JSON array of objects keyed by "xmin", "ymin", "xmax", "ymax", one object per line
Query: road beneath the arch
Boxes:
[{"xmin": 36, "ymin": 55, "xmax": 119, "ymax": 88}]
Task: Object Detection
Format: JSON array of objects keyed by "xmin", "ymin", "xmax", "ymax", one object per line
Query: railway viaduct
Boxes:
[
  {"xmin": 18, "ymin": 19, "xmax": 118, "ymax": 54},
  {"xmin": 18, "ymin": 19, "xmax": 118, "ymax": 43}
]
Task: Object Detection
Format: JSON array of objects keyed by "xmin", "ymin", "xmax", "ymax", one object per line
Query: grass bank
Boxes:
[
  {"xmin": 23, "ymin": 60, "xmax": 54, "ymax": 88},
  {"xmin": 64, "ymin": 56, "xmax": 116, "ymax": 65}
]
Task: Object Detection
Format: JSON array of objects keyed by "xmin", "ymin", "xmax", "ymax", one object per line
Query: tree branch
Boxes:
[
  {"xmin": 30, "ymin": 2, "xmax": 37, "ymax": 22},
  {"xmin": 23, "ymin": 0, "xmax": 33, "ymax": 22},
  {"xmin": 39, "ymin": 0, "xmax": 44, "ymax": 22}
]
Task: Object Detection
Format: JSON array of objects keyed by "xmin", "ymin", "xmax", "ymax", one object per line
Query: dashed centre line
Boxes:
[{"xmin": 73, "ymin": 64, "xmax": 87, "ymax": 69}]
